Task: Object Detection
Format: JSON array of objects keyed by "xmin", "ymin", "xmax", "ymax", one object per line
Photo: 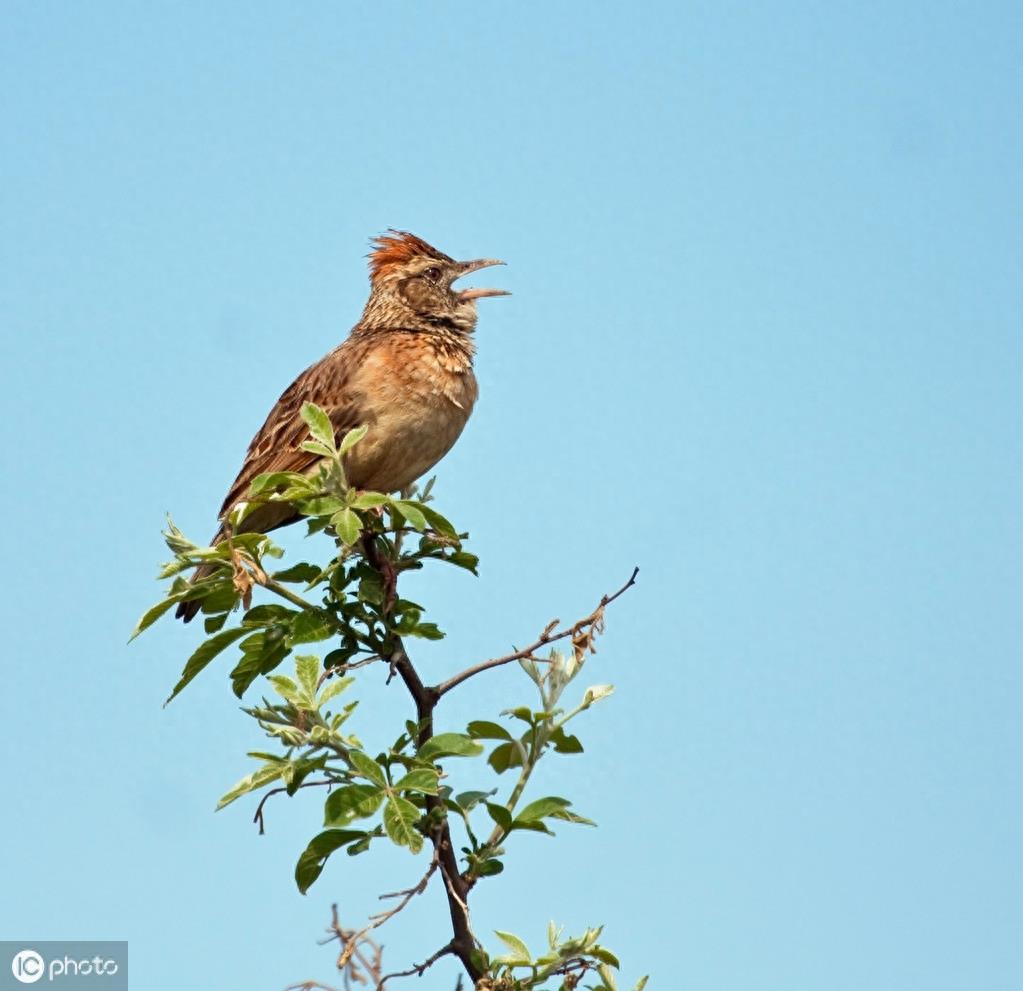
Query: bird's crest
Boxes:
[{"xmin": 368, "ymin": 230, "xmax": 453, "ymax": 283}]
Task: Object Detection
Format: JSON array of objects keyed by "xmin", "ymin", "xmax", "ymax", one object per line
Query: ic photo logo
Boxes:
[
  {"xmin": 4, "ymin": 944, "xmax": 125, "ymax": 988},
  {"xmin": 10, "ymin": 950, "xmax": 43, "ymax": 984}
]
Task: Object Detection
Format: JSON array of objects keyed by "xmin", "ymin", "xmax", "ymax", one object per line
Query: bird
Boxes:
[{"xmin": 176, "ymin": 230, "xmax": 508, "ymax": 622}]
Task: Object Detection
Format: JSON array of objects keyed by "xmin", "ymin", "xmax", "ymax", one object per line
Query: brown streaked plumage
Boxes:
[{"xmin": 176, "ymin": 231, "xmax": 508, "ymax": 622}]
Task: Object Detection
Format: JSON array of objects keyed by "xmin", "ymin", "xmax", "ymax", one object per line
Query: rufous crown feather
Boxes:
[{"xmin": 368, "ymin": 230, "xmax": 454, "ymax": 283}]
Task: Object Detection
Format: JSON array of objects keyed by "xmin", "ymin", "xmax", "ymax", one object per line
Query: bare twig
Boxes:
[
  {"xmin": 378, "ymin": 941, "xmax": 456, "ymax": 986},
  {"xmin": 253, "ymin": 779, "xmax": 333, "ymax": 835},
  {"xmin": 336, "ymin": 851, "xmax": 441, "ymax": 970},
  {"xmin": 434, "ymin": 566, "xmax": 639, "ymax": 697},
  {"xmin": 306, "ymin": 905, "xmax": 386, "ymax": 991}
]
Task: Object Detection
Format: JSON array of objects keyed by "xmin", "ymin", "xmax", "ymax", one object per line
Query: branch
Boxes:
[
  {"xmin": 361, "ymin": 531, "xmax": 482, "ymax": 984},
  {"xmin": 378, "ymin": 941, "xmax": 456, "ymax": 987},
  {"xmin": 434, "ymin": 566, "xmax": 639, "ymax": 697},
  {"xmin": 387, "ymin": 639, "xmax": 480, "ymax": 981},
  {"xmin": 336, "ymin": 851, "xmax": 440, "ymax": 970},
  {"xmin": 252, "ymin": 779, "xmax": 334, "ymax": 835}
]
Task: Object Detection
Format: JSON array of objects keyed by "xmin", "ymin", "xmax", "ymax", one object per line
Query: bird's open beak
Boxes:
[{"xmin": 454, "ymin": 258, "xmax": 510, "ymax": 300}]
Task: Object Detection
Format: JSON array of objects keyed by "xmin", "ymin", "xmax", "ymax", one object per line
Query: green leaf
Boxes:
[
  {"xmin": 323, "ymin": 784, "xmax": 385, "ymax": 826},
  {"xmin": 243, "ymin": 603, "xmax": 295, "ymax": 625},
  {"xmin": 549, "ymin": 807, "xmax": 597, "ymax": 827},
  {"xmin": 331, "ymin": 507, "xmax": 362, "ymax": 546},
  {"xmin": 467, "ymin": 720, "xmax": 513, "ymax": 741},
  {"xmin": 446, "ymin": 551, "xmax": 479, "ymax": 575},
  {"xmin": 550, "ymin": 727, "xmax": 584, "ymax": 754},
  {"xmin": 487, "ymin": 741, "xmax": 524, "ymax": 774},
  {"xmin": 580, "ymin": 684, "xmax": 615, "ymax": 708},
  {"xmin": 357, "ymin": 570, "xmax": 384, "ymax": 604},
  {"xmin": 216, "ymin": 762, "xmax": 283, "ymax": 810},
  {"xmin": 250, "ymin": 470, "xmax": 316, "ymax": 495},
  {"xmin": 416, "ymin": 504, "xmax": 458, "ymax": 538},
  {"xmin": 454, "ymin": 789, "xmax": 495, "ymax": 812},
  {"xmin": 516, "ymin": 796, "xmax": 572, "ymax": 822},
  {"xmin": 418, "ymin": 733, "xmax": 484, "ymax": 761},
  {"xmin": 295, "ymin": 655, "xmax": 320, "ymax": 697},
  {"xmin": 350, "ymin": 491, "xmax": 389, "ymax": 509},
  {"xmin": 300, "ymin": 402, "xmax": 336, "ymax": 451},
  {"xmin": 591, "ymin": 947, "xmax": 621, "ymax": 967},
  {"xmin": 229, "ymin": 631, "xmax": 290, "ymax": 697},
  {"xmin": 289, "ymin": 610, "xmax": 334, "ymax": 645},
  {"xmin": 405, "ymin": 621, "xmax": 444, "ymax": 640},
  {"xmin": 299, "ymin": 439, "xmax": 336, "ymax": 460},
  {"xmin": 203, "ymin": 613, "xmax": 229, "ymax": 634},
  {"xmin": 493, "ymin": 930, "xmax": 532, "ymax": 966},
  {"xmin": 477, "ymin": 858, "xmax": 504, "ymax": 876},
  {"xmin": 346, "ymin": 833, "xmax": 376, "ymax": 856},
  {"xmin": 485, "ymin": 802, "xmax": 513, "ymax": 832},
  {"xmin": 337, "ymin": 424, "xmax": 369, "ymax": 456},
  {"xmin": 296, "ymin": 494, "xmax": 347, "ymax": 516},
  {"xmin": 272, "ymin": 562, "xmax": 322, "ymax": 584},
  {"xmin": 129, "ymin": 596, "xmax": 179, "ymax": 640},
  {"xmin": 348, "ymin": 750, "xmax": 388, "ymax": 788},
  {"xmin": 318, "ymin": 675, "xmax": 354, "ymax": 706},
  {"xmin": 282, "ymin": 755, "xmax": 328, "ymax": 796},
  {"xmin": 392, "ymin": 500, "xmax": 428, "ymax": 531},
  {"xmin": 294, "ymin": 829, "xmax": 365, "ymax": 893},
  {"xmin": 393, "ymin": 768, "xmax": 440, "ymax": 794},
  {"xmin": 267, "ymin": 674, "xmax": 305, "ymax": 706},
  {"xmin": 382, "ymin": 795, "xmax": 423, "ymax": 852},
  {"xmin": 509, "ymin": 819, "xmax": 554, "ymax": 835},
  {"xmin": 631, "ymin": 977, "xmax": 650, "ymax": 991},
  {"xmin": 165, "ymin": 626, "xmax": 249, "ymax": 704}
]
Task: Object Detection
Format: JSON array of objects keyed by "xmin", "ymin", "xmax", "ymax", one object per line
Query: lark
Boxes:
[{"xmin": 177, "ymin": 231, "xmax": 507, "ymax": 621}]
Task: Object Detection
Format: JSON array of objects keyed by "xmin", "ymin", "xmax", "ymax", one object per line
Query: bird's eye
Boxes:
[{"xmin": 423, "ymin": 267, "xmax": 442, "ymax": 283}]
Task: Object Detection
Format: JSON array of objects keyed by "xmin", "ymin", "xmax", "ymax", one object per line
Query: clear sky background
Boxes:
[{"xmin": 2, "ymin": 2, "xmax": 1021, "ymax": 989}]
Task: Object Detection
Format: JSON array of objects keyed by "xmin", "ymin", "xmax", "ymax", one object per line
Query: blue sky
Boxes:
[{"xmin": 2, "ymin": 2, "xmax": 1021, "ymax": 988}]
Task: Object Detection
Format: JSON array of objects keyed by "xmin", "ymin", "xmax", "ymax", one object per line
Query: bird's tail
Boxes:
[{"xmin": 175, "ymin": 523, "xmax": 228, "ymax": 623}]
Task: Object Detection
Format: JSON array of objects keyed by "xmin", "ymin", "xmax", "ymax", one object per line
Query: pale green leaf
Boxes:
[
  {"xmin": 516, "ymin": 796, "xmax": 572, "ymax": 822},
  {"xmin": 393, "ymin": 768, "xmax": 440, "ymax": 794},
  {"xmin": 295, "ymin": 655, "xmax": 320, "ymax": 697},
  {"xmin": 300, "ymin": 402, "xmax": 336, "ymax": 450},
  {"xmin": 331, "ymin": 508, "xmax": 362, "ymax": 546},
  {"xmin": 348, "ymin": 750, "xmax": 387, "ymax": 788},
  {"xmin": 350, "ymin": 491, "xmax": 390, "ymax": 509},
  {"xmin": 392, "ymin": 500, "xmax": 428, "ymax": 531},
  {"xmin": 418, "ymin": 733, "xmax": 484, "ymax": 761},
  {"xmin": 216, "ymin": 762, "xmax": 283, "ymax": 810},
  {"xmin": 130, "ymin": 596, "xmax": 179, "ymax": 641},
  {"xmin": 337, "ymin": 424, "xmax": 369, "ymax": 456},
  {"xmin": 323, "ymin": 784, "xmax": 385, "ymax": 826},
  {"xmin": 318, "ymin": 675, "xmax": 354, "ymax": 706},
  {"xmin": 382, "ymin": 795, "xmax": 423, "ymax": 852},
  {"xmin": 581, "ymin": 683, "xmax": 615, "ymax": 709},
  {"xmin": 493, "ymin": 930, "xmax": 531, "ymax": 965}
]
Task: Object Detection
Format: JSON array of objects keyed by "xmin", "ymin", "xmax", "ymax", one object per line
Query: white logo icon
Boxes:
[{"xmin": 11, "ymin": 949, "xmax": 44, "ymax": 984}]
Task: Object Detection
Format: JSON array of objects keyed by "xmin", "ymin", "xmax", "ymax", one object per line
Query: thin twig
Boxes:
[
  {"xmin": 434, "ymin": 566, "xmax": 639, "ymax": 697},
  {"xmin": 378, "ymin": 941, "xmax": 455, "ymax": 987},
  {"xmin": 316, "ymin": 906, "xmax": 385, "ymax": 990},
  {"xmin": 252, "ymin": 779, "xmax": 333, "ymax": 835},
  {"xmin": 335, "ymin": 850, "xmax": 440, "ymax": 965}
]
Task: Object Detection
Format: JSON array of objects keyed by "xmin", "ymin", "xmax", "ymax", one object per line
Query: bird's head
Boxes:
[{"xmin": 361, "ymin": 230, "xmax": 508, "ymax": 333}]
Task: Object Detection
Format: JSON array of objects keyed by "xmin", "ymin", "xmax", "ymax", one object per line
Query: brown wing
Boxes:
[{"xmin": 218, "ymin": 341, "xmax": 366, "ymax": 532}]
